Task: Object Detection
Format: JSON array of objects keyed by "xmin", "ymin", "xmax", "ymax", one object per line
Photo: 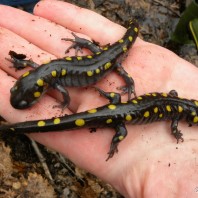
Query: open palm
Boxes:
[{"xmin": 0, "ymin": 1, "xmax": 198, "ymax": 197}]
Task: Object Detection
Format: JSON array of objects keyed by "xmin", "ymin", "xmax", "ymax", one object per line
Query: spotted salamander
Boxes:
[
  {"xmin": 7, "ymin": 19, "xmax": 139, "ymax": 109},
  {"xmin": 1, "ymin": 89, "xmax": 198, "ymax": 160}
]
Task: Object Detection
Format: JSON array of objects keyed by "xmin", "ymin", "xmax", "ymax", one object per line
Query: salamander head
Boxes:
[{"xmin": 10, "ymin": 72, "xmax": 48, "ymax": 109}]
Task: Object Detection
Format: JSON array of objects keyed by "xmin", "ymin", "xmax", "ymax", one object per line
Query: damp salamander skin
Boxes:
[
  {"xmin": 8, "ymin": 19, "xmax": 139, "ymax": 109},
  {"xmin": 1, "ymin": 90, "xmax": 198, "ymax": 160}
]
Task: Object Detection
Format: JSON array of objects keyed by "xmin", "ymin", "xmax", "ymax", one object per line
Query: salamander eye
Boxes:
[
  {"xmin": 10, "ymin": 86, "xmax": 18, "ymax": 93},
  {"xmin": 18, "ymin": 100, "xmax": 28, "ymax": 108}
]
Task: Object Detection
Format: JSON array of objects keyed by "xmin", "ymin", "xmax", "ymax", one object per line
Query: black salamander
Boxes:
[
  {"xmin": 8, "ymin": 19, "xmax": 139, "ymax": 109},
  {"xmin": 1, "ymin": 89, "xmax": 198, "ymax": 160}
]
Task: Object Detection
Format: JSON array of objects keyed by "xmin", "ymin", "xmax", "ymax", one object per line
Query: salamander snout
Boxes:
[{"xmin": 10, "ymin": 79, "xmax": 45, "ymax": 109}]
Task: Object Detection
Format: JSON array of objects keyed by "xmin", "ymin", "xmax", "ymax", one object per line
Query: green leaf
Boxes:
[
  {"xmin": 171, "ymin": 0, "xmax": 198, "ymax": 44},
  {"xmin": 189, "ymin": 18, "xmax": 198, "ymax": 49}
]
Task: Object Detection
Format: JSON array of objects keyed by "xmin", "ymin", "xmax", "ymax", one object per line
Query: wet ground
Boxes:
[{"xmin": 0, "ymin": 0, "xmax": 197, "ymax": 198}]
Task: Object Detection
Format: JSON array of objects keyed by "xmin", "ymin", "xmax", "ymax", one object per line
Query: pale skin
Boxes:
[{"xmin": 0, "ymin": 1, "xmax": 198, "ymax": 197}]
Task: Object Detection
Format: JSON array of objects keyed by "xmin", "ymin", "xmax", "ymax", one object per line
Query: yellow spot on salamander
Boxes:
[
  {"xmin": 193, "ymin": 116, "xmax": 198, "ymax": 123},
  {"xmin": 159, "ymin": 113, "xmax": 163, "ymax": 118},
  {"xmin": 65, "ymin": 57, "xmax": 72, "ymax": 61},
  {"xmin": 88, "ymin": 109, "xmax": 97, "ymax": 114},
  {"xmin": 154, "ymin": 107, "xmax": 158, "ymax": 113},
  {"xmin": 194, "ymin": 101, "xmax": 198, "ymax": 106},
  {"xmin": 191, "ymin": 111, "xmax": 196, "ymax": 116},
  {"xmin": 34, "ymin": 91, "xmax": 41, "ymax": 98},
  {"xmin": 118, "ymin": 135, "xmax": 124, "ymax": 141},
  {"xmin": 103, "ymin": 47, "xmax": 108, "ymax": 50},
  {"xmin": 96, "ymin": 52, "xmax": 101, "ymax": 55},
  {"xmin": 95, "ymin": 68, "xmax": 100, "ymax": 74},
  {"xmin": 125, "ymin": 115, "xmax": 132, "ymax": 121},
  {"xmin": 37, "ymin": 120, "xmax": 46, "ymax": 127},
  {"xmin": 51, "ymin": 70, "xmax": 57, "ymax": 77},
  {"xmin": 118, "ymin": 39, "xmax": 124, "ymax": 43},
  {"xmin": 87, "ymin": 55, "xmax": 92, "ymax": 59},
  {"xmin": 61, "ymin": 69, "xmax": 67, "ymax": 76},
  {"xmin": 75, "ymin": 119, "xmax": 85, "ymax": 126},
  {"xmin": 122, "ymin": 46, "xmax": 127, "ymax": 52},
  {"xmin": 108, "ymin": 104, "xmax": 116, "ymax": 110},
  {"xmin": 110, "ymin": 92, "xmax": 115, "ymax": 98},
  {"xmin": 22, "ymin": 71, "xmax": 30, "ymax": 78},
  {"xmin": 152, "ymin": 93, "xmax": 157, "ymax": 96},
  {"xmin": 106, "ymin": 119, "xmax": 112, "ymax": 124},
  {"xmin": 146, "ymin": 93, "xmax": 151, "ymax": 96},
  {"xmin": 178, "ymin": 106, "xmax": 183, "ymax": 113},
  {"xmin": 104, "ymin": 62, "xmax": 112, "ymax": 70},
  {"xmin": 87, "ymin": 71, "xmax": 93, "ymax": 76},
  {"xmin": 137, "ymin": 96, "xmax": 142, "ymax": 100},
  {"xmin": 132, "ymin": 100, "xmax": 138, "ymax": 104},
  {"xmin": 144, "ymin": 111, "xmax": 150, "ymax": 117},
  {"xmin": 76, "ymin": 56, "xmax": 82, "ymax": 60},
  {"xmin": 42, "ymin": 59, "xmax": 51, "ymax": 64},
  {"xmin": 166, "ymin": 105, "xmax": 171, "ymax": 112},
  {"xmin": 37, "ymin": 79, "xmax": 44, "ymax": 86},
  {"xmin": 134, "ymin": 27, "xmax": 138, "ymax": 32},
  {"xmin": 162, "ymin": 93, "xmax": 168, "ymax": 97},
  {"xmin": 54, "ymin": 118, "xmax": 61, "ymax": 125},
  {"xmin": 128, "ymin": 36, "xmax": 133, "ymax": 42},
  {"xmin": 10, "ymin": 128, "xmax": 15, "ymax": 131}
]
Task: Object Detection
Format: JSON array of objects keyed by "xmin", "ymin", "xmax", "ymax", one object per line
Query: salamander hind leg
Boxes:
[
  {"xmin": 171, "ymin": 118, "xmax": 184, "ymax": 143},
  {"xmin": 62, "ymin": 32, "xmax": 101, "ymax": 55},
  {"xmin": 53, "ymin": 83, "xmax": 70, "ymax": 110},
  {"xmin": 115, "ymin": 63, "xmax": 136, "ymax": 100},
  {"xmin": 106, "ymin": 122, "xmax": 128, "ymax": 161},
  {"xmin": 6, "ymin": 50, "xmax": 39, "ymax": 70}
]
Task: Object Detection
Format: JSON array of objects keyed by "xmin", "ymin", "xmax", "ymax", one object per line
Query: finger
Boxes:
[
  {"xmin": 0, "ymin": 27, "xmax": 55, "ymax": 76},
  {"xmin": 34, "ymin": 0, "xmax": 126, "ymax": 44},
  {"xmin": 0, "ymin": 5, "xmax": 89, "ymax": 57}
]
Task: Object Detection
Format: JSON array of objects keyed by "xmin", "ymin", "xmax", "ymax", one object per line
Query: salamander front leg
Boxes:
[
  {"xmin": 54, "ymin": 83, "xmax": 70, "ymax": 109},
  {"xmin": 6, "ymin": 50, "xmax": 39, "ymax": 70},
  {"xmin": 62, "ymin": 32, "xmax": 102, "ymax": 55},
  {"xmin": 169, "ymin": 90, "xmax": 178, "ymax": 97},
  {"xmin": 106, "ymin": 122, "xmax": 128, "ymax": 161},
  {"xmin": 115, "ymin": 63, "xmax": 136, "ymax": 100},
  {"xmin": 171, "ymin": 118, "xmax": 184, "ymax": 143}
]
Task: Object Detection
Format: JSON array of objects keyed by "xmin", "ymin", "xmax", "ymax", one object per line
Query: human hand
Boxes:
[{"xmin": 0, "ymin": 1, "xmax": 198, "ymax": 197}]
